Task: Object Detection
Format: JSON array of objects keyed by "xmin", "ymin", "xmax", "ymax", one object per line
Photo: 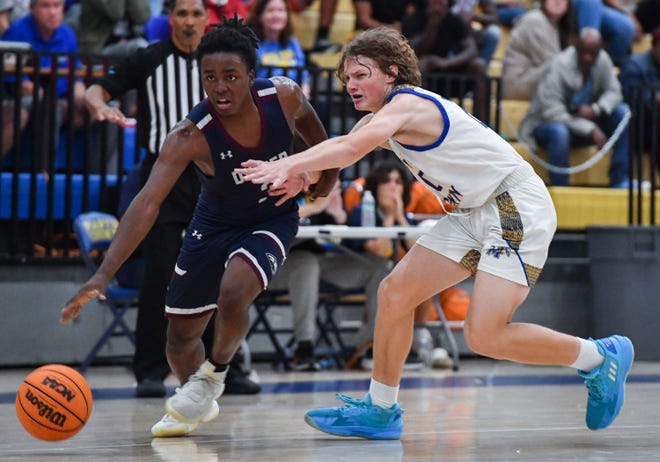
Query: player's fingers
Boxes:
[
  {"xmin": 60, "ymin": 289, "xmax": 100, "ymax": 324},
  {"xmin": 233, "ymin": 167, "xmax": 259, "ymax": 181},
  {"xmin": 239, "ymin": 159, "xmax": 263, "ymax": 168},
  {"xmin": 268, "ymin": 185, "xmax": 287, "ymax": 196},
  {"xmin": 274, "ymin": 192, "xmax": 293, "ymax": 206},
  {"xmin": 118, "ymin": 117, "xmax": 137, "ymax": 128}
]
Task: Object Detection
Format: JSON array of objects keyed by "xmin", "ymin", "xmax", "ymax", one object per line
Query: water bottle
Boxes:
[{"xmin": 361, "ymin": 190, "xmax": 376, "ymax": 227}]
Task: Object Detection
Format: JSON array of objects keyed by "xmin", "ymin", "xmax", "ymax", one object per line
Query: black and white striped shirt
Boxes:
[{"xmin": 97, "ymin": 39, "xmax": 205, "ymax": 155}]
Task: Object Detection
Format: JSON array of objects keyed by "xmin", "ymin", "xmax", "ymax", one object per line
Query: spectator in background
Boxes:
[
  {"xmin": 246, "ymin": 0, "xmax": 310, "ymax": 98},
  {"xmin": 268, "ymin": 180, "xmax": 390, "ymax": 371},
  {"xmin": 571, "ymin": 0, "xmax": 641, "ymax": 65},
  {"xmin": 501, "ymin": 0, "xmax": 575, "ymax": 100},
  {"xmin": 342, "ymin": 160, "xmax": 425, "ymax": 370},
  {"xmin": 1, "ymin": 0, "xmax": 85, "ymax": 165},
  {"xmin": 618, "ymin": 26, "xmax": 660, "ymax": 174},
  {"xmin": 267, "ymin": 182, "xmax": 348, "ymax": 371},
  {"xmin": 83, "ymin": 0, "xmax": 260, "ymax": 404},
  {"xmin": 354, "ymin": 0, "xmax": 416, "ymax": 33},
  {"xmin": 402, "ymin": 0, "xmax": 489, "ymax": 120},
  {"xmin": 343, "ymin": 163, "xmax": 453, "ymax": 369},
  {"xmin": 520, "ymin": 27, "xmax": 630, "ymax": 187},
  {"xmin": 144, "ymin": 1, "xmax": 171, "ymax": 42},
  {"xmin": 451, "ymin": 0, "xmax": 502, "ymax": 67},
  {"xmin": 77, "ymin": 0, "xmax": 151, "ymax": 57},
  {"xmin": 0, "ymin": 0, "xmax": 29, "ymax": 35}
]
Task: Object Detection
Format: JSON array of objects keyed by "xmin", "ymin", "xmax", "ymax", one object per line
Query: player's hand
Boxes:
[
  {"xmin": 92, "ymin": 105, "xmax": 136, "ymax": 128},
  {"xmin": 269, "ymin": 172, "xmax": 311, "ymax": 206},
  {"xmin": 235, "ymin": 159, "xmax": 290, "ymax": 190},
  {"xmin": 60, "ymin": 275, "xmax": 108, "ymax": 325}
]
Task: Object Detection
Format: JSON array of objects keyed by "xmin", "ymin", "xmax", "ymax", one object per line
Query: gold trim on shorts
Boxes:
[{"xmin": 459, "ymin": 249, "xmax": 481, "ymax": 276}]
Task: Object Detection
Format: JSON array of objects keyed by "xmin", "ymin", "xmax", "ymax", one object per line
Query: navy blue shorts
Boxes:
[{"xmin": 164, "ymin": 213, "xmax": 298, "ymax": 318}]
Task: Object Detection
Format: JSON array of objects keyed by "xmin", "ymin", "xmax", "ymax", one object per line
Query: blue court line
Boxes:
[{"xmin": 3, "ymin": 373, "xmax": 660, "ymax": 404}]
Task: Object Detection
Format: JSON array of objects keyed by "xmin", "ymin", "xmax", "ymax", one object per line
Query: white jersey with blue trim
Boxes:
[{"xmin": 385, "ymin": 85, "xmax": 528, "ymax": 210}]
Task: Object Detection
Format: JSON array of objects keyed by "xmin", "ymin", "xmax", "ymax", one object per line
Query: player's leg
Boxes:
[
  {"xmin": 305, "ymin": 244, "xmax": 470, "ymax": 439},
  {"xmin": 152, "ymin": 313, "xmax": 216, "ymax": 437},
  {"xmin": 371, "ymin": 245, "xmax": 469, "ymax": 386},
  {"xmin": 466, "ymin": 268, "xmax": 633, "ymax": 429},
  {"xmin": 468, "ymin": 172, "xmax": 633, "ymax": 431},
  {"xmin": 164, "ymin": 256, "xmax": 263, "ymax": 426},
  {"xmin": 210, "ymin": 255, "xmax": 267, "ymax": 364},
  {"xmin": 166, "ymin": 218, "xmax": 297, "ymax": 427},
  {"xmin": 463, "ymin": 272, "xmax": 580, "ymax": 364}
]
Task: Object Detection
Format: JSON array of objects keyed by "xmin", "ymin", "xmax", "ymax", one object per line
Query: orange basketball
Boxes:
[{"xmin": 15, "ymin": 364, "xmax": 93, "ymax": 441}]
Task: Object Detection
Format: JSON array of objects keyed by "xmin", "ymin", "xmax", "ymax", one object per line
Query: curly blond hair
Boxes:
[{"xmin": 336, "ymin": 27, "xmax": 421, "ymax": 87}]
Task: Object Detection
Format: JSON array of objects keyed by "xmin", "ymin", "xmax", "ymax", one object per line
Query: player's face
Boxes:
[
  {"xmin": 342, "ymin": 56, "xmax": 395, "ymax": 113},
  {"xmin": 201, "ymin": 52, "xmax": 256, "ymax": 117},
  {"xmin": 170, "ymin": 0, "xmax": 208, "ymax": 53}
]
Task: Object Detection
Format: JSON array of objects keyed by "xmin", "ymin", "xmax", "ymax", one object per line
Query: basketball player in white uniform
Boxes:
[{"xmin": 236, "ymin": 27, "xmax": 634, "ymax": 439}]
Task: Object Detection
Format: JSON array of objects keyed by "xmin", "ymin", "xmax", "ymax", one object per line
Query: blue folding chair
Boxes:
[{"xmin": 74, "ymin": 212, "xmax": 140, "ymax": 371}]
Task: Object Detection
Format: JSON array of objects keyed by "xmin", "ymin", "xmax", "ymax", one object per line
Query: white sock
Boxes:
[
  {"xmin": 569, "ymin": 338, "xmax": 604, "ymax": 372},
  {"xmin": 368, "ymin": 379, "xmax": 399, "ymax": 409}
]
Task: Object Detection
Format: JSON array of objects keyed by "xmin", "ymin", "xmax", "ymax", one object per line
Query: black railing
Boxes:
[
  {"xmin": 628, "ymin": 82, "xmax": 659, "ymax": 225},
  {"xmin": 0, "ymin": 49, "xmax": 503, "ymax": 261}
]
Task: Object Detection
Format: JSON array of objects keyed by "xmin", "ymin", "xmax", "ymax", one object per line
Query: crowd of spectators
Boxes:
[{"xmin": 1, "ymin": 0, "xmax": 658, "ymax": 377}]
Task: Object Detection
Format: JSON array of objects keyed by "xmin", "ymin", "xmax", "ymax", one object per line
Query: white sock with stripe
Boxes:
[{"xmin": 368, "ymin": 378, "xmax": 399, "ymax": 409}]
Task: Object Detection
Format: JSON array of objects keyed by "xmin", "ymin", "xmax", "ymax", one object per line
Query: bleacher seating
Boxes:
[
  {"xmin": 291, "ymin": 0, "xmax": 356, "ymax": 50},
  {"xmin": 0, "ymin": 172, "xmax": 119, "ymax": 220}
]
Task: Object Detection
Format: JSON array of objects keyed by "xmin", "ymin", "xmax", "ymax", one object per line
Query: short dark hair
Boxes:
[
  {"xmin": 364, "ymin": 160, "xmax": 413, "ymax": 208},
  {"xmin": 165, "ymin": 0, "xmax": 208, "ymax": 13},
  {"xmin": 196, "ymin": 15, "xmax": 259, "ymax": 72}
]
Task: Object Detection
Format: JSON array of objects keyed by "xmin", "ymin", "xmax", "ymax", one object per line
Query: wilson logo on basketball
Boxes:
[
  {"xmin": 42, "ymin": 375, "xmax": 76, "ymax": 401},
  {"xmin": 23, "ymin": 389, "xmax": 67, "ymax": 427}
]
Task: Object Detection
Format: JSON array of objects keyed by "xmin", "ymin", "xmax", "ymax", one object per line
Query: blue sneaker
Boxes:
[
  {"xmin": 578, "ymin": 335, "xmax": 634, "ymax": 430},
  {"xmin": 304, "ymin": 393, "xmax": 403, "ymax": 439}
]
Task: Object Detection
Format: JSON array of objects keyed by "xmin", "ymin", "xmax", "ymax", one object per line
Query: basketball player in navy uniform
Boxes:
[{"xmin": 61, "ymin": 17, "xmax": 339, "ymax": 437}]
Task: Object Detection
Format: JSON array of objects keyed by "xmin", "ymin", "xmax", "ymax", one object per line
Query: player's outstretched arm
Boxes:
[
  {"xmin": 272, "ymin": 77, "xmax": 339, "ymax": 198},
  {"xmin": 60, "ymin": 120, "xmax": 206, "ymax": 324}
]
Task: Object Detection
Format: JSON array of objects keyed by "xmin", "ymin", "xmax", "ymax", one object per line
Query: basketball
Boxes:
[{"xmin": 15, "ymin": 364, "xmax": 93, "ymax": 441}]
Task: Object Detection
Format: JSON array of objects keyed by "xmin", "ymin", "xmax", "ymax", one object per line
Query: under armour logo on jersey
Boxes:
[
  {"xmin": 218, "ymin": 150, "xmax": 233, "ymax": 160},
  {"xmin": 192, "ymin": 230, "xmax": 203, "ymax": 240}
]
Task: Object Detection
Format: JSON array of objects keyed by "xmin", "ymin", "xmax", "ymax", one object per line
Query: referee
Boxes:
[{"xmin": 84, "ymin": 0, "xmax": 260, "ymax": 397}]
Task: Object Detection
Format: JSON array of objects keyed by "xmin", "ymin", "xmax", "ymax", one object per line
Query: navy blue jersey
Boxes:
[{"xmin": 186, "ymin": 78, "xmax": 298, "ymax": 227}]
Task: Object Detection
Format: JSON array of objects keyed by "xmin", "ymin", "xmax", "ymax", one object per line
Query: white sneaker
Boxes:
[
  {"xmin": 431, "ymin": 347, "xmax": 453, "ymax": 369},
  {"xmin": 166, "ymin": 360, "xmax": 225, "ymax": 424},
  {"xmin": 151, "ymin": 400, "xmax": 220, "ymax": 437}
]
